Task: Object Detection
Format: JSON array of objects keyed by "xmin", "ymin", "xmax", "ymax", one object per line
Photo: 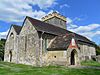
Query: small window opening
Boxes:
[{"xmin": 54, "ymin": 56, "xmax": 56, "ymax": 58}]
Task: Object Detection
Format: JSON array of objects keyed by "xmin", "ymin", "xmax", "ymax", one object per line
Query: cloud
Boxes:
[
  {"xmin": 0, "ymin": 0, "xmax": 58, "ymax": 39},
  {"xmin": 0, "ymin": 9, "xmax": 56, "ymax": 39},
  {"xmin": 60, "ymin": 4, "xmax": 70, "ymax": 8},
  {"xmin": 95, "ymin": 31, "xmax": 100, "ymax": 35},
  {"xmin": 0, "ymin": 0, "xmax": 57, "ymax": 22},
  {"xmin": 67, "ymin": 24, "xmax": 78, "ymax": 29},
  {"xmin": 71, "ymin": 24, "xmax": 100, "ymax": 33},
  {"xmin": 0, "ymin": 30, "xmax": 9, "ymax": 39},
  {"xmin": 67, "ymin": 17, "xmax": 100, "ymax": 41},
  {"xmin": 31, "ymin": 0, "xmax": 57, "ymax": 9},
  {"xmin": 67, "ymin": 17, "xmax": 73, "ymax": 24},
  {"xmin": 67, "ymin": 17, "xmax": 78, "ymax": 29}
]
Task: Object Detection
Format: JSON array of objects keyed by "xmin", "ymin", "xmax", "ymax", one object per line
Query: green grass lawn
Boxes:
[
  {"xmin": 81, "ymin": 60, "xmax": 100, "ymax": 67},
  {"xmin": 0, "ymin": 61, "xmax": 100, "ymax": 75}
]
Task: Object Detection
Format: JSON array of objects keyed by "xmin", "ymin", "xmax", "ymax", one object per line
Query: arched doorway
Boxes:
[
  {"xmin": 9, "ymin": 33, "xmax": 14, "ymax": 62},
  {"xmin": 70, "ymin": 50, "xmax": 77, "ymax": 65},
  {"xmin": 9, "ymin": 50, "xmax": 12, "ymax": 62}
]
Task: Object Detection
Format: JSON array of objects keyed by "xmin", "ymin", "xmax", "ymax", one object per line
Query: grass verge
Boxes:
[
  {"xmin": 0, "ymin": 61, "xmax": 100, "ymax": 75},
  {"xmin": 81, "ymin": 60, "xmax": 100, "ymax": 67}
]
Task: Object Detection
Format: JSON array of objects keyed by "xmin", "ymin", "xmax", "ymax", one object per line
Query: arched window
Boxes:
[
  {"xmin": 42, "ymin": 37, "xmax": 49, "ymax": 53},
  {"xmin": 9, "ymin": 33, "xmax": 14, "ymax": 62},
  {"xmin": 44, "ymin": 38, "xmax": 48, "ymax": 52},
  {"xmin": 10, "ymin": 33, "xmax": 14, "ymax": 50}
]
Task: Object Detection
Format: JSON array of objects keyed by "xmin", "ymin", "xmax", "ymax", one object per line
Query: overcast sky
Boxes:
[{"xmin": 0, "ymin": 0, "xmax": 100, "ymax": 44}]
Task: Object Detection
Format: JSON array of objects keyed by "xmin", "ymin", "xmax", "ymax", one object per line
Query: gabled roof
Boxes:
[
  {"xmin": 9, "ymin": 16, "xmax": 95, "ymax": 49},
  {"xmin": 27, "ymin": 16, "xmax": 67, "ymax": 35},
  {"xmin": 26, "ymin": 16, "xmax": 94, "ymax": 44},
  {"xmin": 6, "ymin": 25, "xmax": 22, "ymax": 40},
  {"xmin": 47, "ymin": 34, "xmax": 93, "ymax": 50},
  {"xmin": 12, "ymin": 25, "xmax": 22, "ymax": 35},
  {"xmin": 47, "ymin": 35, "xmax": 72, "ymax": 50}
]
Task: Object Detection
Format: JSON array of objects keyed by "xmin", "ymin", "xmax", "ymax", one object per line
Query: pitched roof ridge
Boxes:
[
  {"xmin": 12, "ymin": 24, "xmax": 22, "ymax": 27},
  {"xmin": 27, "ymin": 16, "xmax": 67, "ymax": 31},
  {"xmin": 26, "ymin": 16, "xmax": 93, "ymax": 44},
  {"xmin": 12, "ymin": 24, "xmax": 22, "ymax": 34}
]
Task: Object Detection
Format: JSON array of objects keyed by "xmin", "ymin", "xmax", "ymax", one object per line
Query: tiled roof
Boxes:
[
  {"xmin": 11, "ymin": 16, "xmax": 95, "ymax": 50},
  {"xmin": 12, "ymin": 25, "xmax": 22, "ymax": 34},
  {"xmin": 27, "ymin": 16, "xmax": 94, "ymax": 44},
  {"xmin": 47, "ymin": 35, "xmax": 72, "ymax": 50}
]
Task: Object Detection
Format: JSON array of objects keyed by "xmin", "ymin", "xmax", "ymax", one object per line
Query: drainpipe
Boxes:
[{"xmin": 40, "ymin": 31, "xmax": 44, "ymax": 67}]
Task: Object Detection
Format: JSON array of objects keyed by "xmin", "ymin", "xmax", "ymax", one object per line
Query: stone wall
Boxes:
[
  {"xmin": 4, "ymin": 26, "xmax": 18, "ymax": 63},
  {"xmin": 96, "ymin": 55, "xmax": 100, "ymax": 62},
  {"xmin": 42, "ymin": 51, "xmax": 67, "ymax": 66},
  {"xmin": 44, "ymin": 17, "xmax": 66, "ymax": 29},
  {"xmin": 78, "ymin": 43, "xmax": 96, "ymax": 61},
  {"xmin": 4, "ymin": 18, "xmax": 96, "ymax": 67},
  {"xmin": 42, "ymin": 12, "xmax": 67, "ymax": 29},
  {"xmin": 18, "ymin": 19, "xmax": 40, "ymax": 66},
  {"xmin": 66, "ymin": 48, "xmax": 80, "ymax": 66}
]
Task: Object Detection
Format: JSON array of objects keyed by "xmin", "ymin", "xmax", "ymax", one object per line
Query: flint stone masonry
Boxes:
[
  {"xmin": 96, "ymin": 55, "xmax": 100, "ymax": 62},
  {"xmin": 4, "ymin": 12, "xmax": 96, "ymax": 67},
  {"xmin": 18, "ymin": 19, "xmax": 40, "ymax": 66},
  {"xmin": 42, "ymin": 12, "xmax": 67, "ymax": 29}
]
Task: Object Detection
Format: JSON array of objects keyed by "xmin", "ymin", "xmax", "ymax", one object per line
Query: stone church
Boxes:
[{"xmin": 4, "ymin": 12, "xmax": 96, "ymax": 66}]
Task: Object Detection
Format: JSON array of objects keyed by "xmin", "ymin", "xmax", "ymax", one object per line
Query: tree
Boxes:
[
  {"xmin": 0, "ymin": 39, "xmax": 6, "ymax": 61},
  {"xmin": 95, "ymin": 44, "xmax": 100, "ymax": 55}
]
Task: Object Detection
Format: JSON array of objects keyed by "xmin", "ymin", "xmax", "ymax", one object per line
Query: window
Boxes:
[
  {"xmin": 42, "ymin": 37, "xmax": 49, "ymax": 53},
  {"xmin": 25, "ymin": 36, "xmax": 27, "ymax": 52},
  {"xmin": 54, "ymin": 56, "xmax": 56, "ymax": 58},
  {"xmin": 42, "ymin": 38, "xmax": 48, "ymax": 52},
  {"xmin": 10, "ymin": 33, "xmax": 14, "ymax": 50},
  {"xmin": 44, "ymin": 38, "xmax": 48, "ymax": 52}
]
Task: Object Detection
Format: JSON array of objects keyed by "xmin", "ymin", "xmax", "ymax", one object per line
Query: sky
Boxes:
[{"xmin": 0, "ymin": 0, "xmax": 100, "ymax": 45}]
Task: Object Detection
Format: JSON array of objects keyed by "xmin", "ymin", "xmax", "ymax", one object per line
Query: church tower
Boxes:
[{"xmin": 41, "ymin": 11, "xmax": 67, "ymax": 29}]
